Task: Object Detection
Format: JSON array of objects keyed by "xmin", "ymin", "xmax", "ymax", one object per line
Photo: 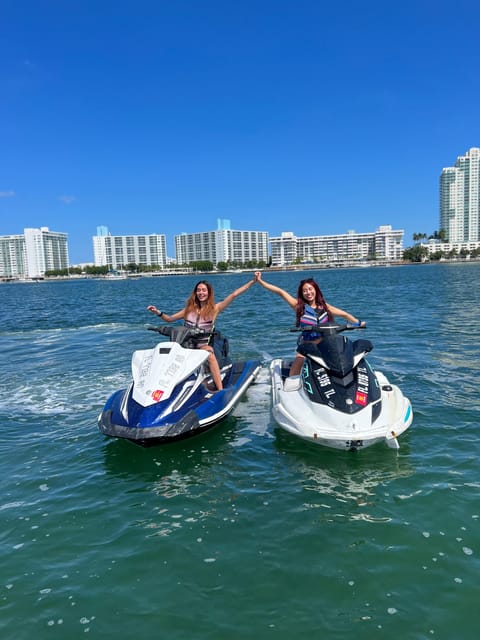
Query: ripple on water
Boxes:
[{"xmin": 1, "ymin": 267, "xmax": 480, "ymax": 639}]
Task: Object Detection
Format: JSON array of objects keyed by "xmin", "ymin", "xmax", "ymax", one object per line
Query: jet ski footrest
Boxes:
[{"xmin": 283, "ymin": 375, "xmax": 302, "ymax": 392}]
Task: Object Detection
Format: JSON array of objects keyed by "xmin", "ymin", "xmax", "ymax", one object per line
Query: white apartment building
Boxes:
[
  {"xmin": 421, "ymin": 239, "xmax": 480, "ymax": 256},
  {"xmin": 270, "ymin": 226, "xmax": 404, "ymax": 266},
  {"xmin": 175, "ymin": 228, "xmax": 269, "ymax": 265},
  {"xmin": 0, "ymin": 227, "xmax": 69, "ymax": 278},
  {"xmin": 440, "ymin": 147, "xmax": 480, "ymax": 242},
  {"xmin": 93, "ymin": 227, "xmax": 167, "ymax": 269},
  {"xmin": 0, "ymin": 235, "xmax": 26, "ymax": 278}
]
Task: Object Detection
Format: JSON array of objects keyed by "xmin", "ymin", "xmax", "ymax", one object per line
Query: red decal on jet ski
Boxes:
[
  {"xmin": 355, "ymin": 390, "xmax": 368, "ymax": 406},
  {"xmin": 151, "ymin": 389, "xmax": 164, "ymax": 401}
]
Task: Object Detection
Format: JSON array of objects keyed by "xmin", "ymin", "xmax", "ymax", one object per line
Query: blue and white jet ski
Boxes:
[
  {"xmin": 98, "ymin": 325, "xmax": 261, "ymax": 447},
  {"xmin": 270, "ymin": 323, "xmax": 413, "ymax": 451}
]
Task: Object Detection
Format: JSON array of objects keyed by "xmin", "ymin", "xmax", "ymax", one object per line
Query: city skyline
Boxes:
[{"xmin": 1, "ymin": 2, "xmax": 479, "ymax": 263}]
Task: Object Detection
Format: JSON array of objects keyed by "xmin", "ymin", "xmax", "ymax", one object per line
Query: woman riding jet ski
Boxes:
[
  {"xmin": 270, "ymin": 322, "xmax": 413, "ymax": 451},
  {"xmin": 253, "ymin": 271, "xmax": 412, "ymax": 451},
  {"xmin": 98, "ymin": 324, "xmax": 260, "ymax": 447},
  {"xmin": 98, "ymin": 278, "xmax": 260, "ymax": 446}
]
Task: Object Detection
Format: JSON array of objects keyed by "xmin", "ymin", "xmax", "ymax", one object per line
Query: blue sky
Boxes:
[{"xmin": 1, "ymin": 0, "xmax": 479, "ymax": 264}]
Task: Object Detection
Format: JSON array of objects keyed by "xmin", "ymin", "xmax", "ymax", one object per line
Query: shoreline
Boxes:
[{"xmin": 2, "ymin": 257, "xmax": 480, "ymax": 284}]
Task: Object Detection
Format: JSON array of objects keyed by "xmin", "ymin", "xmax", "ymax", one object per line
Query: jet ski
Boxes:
[
  {"xmin": 98, "ymin": 325, "xmax": 261, "ymax": 447},
  {"xmin": 270, "ymin": 323, "xmax": 413, "ymax": 451}
]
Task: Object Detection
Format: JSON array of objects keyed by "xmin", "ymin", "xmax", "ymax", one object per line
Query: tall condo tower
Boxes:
[{"xmin": 440, "ymin": 147, "xmax": 480, "ymax": 242}]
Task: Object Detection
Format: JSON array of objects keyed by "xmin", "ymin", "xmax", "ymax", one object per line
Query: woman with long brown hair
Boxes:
[
  {"xmin": 254, "ymin": 272, "xmax": 365, "ymax": 376},
  {"xmin": 147, "ymin": 276, "xmax": 256, "ymax": 390}
]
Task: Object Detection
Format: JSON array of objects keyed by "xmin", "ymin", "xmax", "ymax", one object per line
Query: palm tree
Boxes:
[{"xmin": 412, "ymin": 233, "xmax": 427, "ymax": 243}]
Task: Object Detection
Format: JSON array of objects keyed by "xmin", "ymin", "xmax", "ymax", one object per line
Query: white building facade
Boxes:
[
  {"xmin": 0, "ymin": 227, "xmax": 69, "ymax": 278},
  {"xmin": 440, "ymin": 147, "xmax": 480, "ymax": 242},
  {"xmin": 93, "ymin": 228, "xmax": 167, "ymax": 269},
  {"xmin": 420, "ymin": 239, "xmax": 480, "ymax": 256},
  {"xmin": 175, "ymin": 229, "xmax": 269, "ymax": 265},
  {"xmin": 269, "ymin": 226, "xmax": 404, "ymax": 266},
  {"xmin": 0, "ymin": 235, "xmax": 26, "ymax": 278}
]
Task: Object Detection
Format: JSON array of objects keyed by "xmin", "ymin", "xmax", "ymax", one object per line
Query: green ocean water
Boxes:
[{"xmin": 1, "ymin": 263, "xmax": 479, "ymax": 639}]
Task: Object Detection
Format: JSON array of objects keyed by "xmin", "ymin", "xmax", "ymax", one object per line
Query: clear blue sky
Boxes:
[{"xmin": 1, "ymin": 0, "xmax": 479, "ymax": 264}]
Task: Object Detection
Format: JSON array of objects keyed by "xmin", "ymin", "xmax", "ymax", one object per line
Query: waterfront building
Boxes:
[
  {"xmin": 0, "ymin": 227, "xmax": 69, "ymax": 278},
  {"xmin": 175, "ymin": 227, "xmax": 269, "ymax": 265},
  {"xmin": 440, "ymin": 147, "xmax": 480, "ymax": 242},
  {"xmin": 420, "ymin": 238, "xmax": 480, "ymax": 257},
  {"xmin": 0, "ymin": 234, "xmax": 26, "ymax": 278},
  {"xmin": 269, "ymin": 226, "xmax": 404, "ymax": 266},
  {"xmin": 92, "ymin": 227, "xmax": 167, "ymax": 269}
]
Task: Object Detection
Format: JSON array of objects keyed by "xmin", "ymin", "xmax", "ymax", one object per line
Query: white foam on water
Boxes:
[
  {"xmin": 0, "ymin": 368, "xmax": 131, "ymax": 418},
  {"xmin": 230, "ymin": 365, "xmax": 273, "ymax": 441}
]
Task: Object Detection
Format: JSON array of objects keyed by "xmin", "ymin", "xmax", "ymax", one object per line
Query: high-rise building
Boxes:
[
  {"xmin": 440, "ymin": 147, "xmax": 480, "ymax": 242},
  {"xmin": 175, "ymin": 228, "xmax": 269, "ymax": 265},
  {"xmin": 92, "ymin": 227, "xmax": 167, "ymax": 269},
  {"xmin": 269, "ymin": 226, "xmax": 404, "ymax": 266},
  {"xmin": 0, "ymin": 227, "xmax": 69, "ymax": 278},
  {"xmin": 0, "ymin": 234, "xmax": 26, "ymax": 278}
]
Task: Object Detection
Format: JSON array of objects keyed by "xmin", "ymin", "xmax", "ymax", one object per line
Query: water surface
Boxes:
[{"xmin": 1, "ymin": 264, "xmax": 479, "ymax": 639}]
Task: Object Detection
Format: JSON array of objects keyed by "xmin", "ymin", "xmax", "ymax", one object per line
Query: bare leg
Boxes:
[
  {"xmin": 201, "ymin": 346, "xmax": 223, "ymax": 390},
  {"xmin": 289, "ymin": 354, "xmax": 305, "ymax": 376}
]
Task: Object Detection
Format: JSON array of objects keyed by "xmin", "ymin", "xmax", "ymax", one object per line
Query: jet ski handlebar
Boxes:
[
  {"xmin": 147, "ymin": 324, "xmax": 213, "ymax": 347},
  {"xmin": 289, "ymin": 321, "xmax": 366, "ymax": 335}
]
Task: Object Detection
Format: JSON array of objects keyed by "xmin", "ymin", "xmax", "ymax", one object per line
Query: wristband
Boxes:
[
  {"xmin": 354, "ymin": 320, "xmax": 361, "ymax": 327},
  {"xmin": 157, "ymin": 310, "xmax": 163, "ymax": 317}
]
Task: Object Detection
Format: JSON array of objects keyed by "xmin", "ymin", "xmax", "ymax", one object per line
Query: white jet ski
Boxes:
[{"xmin": 270, "ymin": 323, "xmax": 413, "ymax": 451}]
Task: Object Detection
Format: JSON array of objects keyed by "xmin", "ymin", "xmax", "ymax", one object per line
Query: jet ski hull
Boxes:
[
  {"xmin": 99, "ymin": 359, "xmax": 260, "ymax": 447},
  {"xmin": 270, "ymin": 358, "xmax": 413, "ymax": 451}
]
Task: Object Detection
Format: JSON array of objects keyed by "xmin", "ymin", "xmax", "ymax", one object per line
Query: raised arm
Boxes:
[
  {"xmin": 254, "ymin": 271, "xmax": 297, "ymax": 309},
  {"xmin": 326, "ymin": 303, "xmax": 365, "ymax": 327},
  {"xmin": 215, "ymin": 275, "xmax": 256, "ymax": 313},
  {"xmin": 146, "ymin": 305, "xmax": 185, "ymax": 323}
]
